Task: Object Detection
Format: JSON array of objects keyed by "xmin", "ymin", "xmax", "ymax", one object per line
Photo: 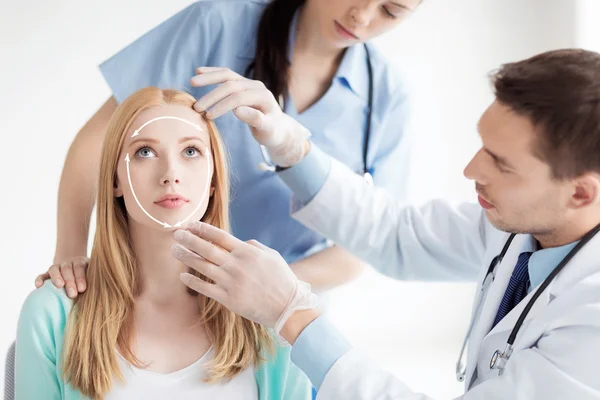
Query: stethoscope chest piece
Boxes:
[
  {"xmin": 489, "ymin": 350, "xmax": 501, "ymax": 369},
  {"xmin": 489, "ymin": 344, "xmax": 513, "ymax": 375}
]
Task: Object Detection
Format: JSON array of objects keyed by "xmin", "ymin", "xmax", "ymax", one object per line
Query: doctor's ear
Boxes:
[
  {"xmin": 210, "ymin": 186, "xmax": 215, "ymax": 197},
  {"xmin": 570, "ymin": 173, "xmax": 600, "ymax": 208}
]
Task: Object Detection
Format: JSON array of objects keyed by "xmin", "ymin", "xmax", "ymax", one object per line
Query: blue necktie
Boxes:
[{"xmin": 492, "ymin": 252, "xmax": 533, "ymax": 328}]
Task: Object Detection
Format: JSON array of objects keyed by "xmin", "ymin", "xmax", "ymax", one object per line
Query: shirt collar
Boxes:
[
  {"xmin": 336, "ymin": 43, "xmax": 370, "ymax": 100},
  {"xmin": 287, "ymin": 9, "xmax": 299, "ymax": 63},
  {"xmin": 521, "ymin": 235, "xmax": 580, "ymax": 290},
  {"xmin": 287, "ymin": 9, "xmax": 370, "ymax": 101}
]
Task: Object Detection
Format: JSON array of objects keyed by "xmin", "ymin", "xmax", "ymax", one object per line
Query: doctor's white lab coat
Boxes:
[{"xmin": 291, "ymin": 158, "xmax": 600, "ymax": 400}]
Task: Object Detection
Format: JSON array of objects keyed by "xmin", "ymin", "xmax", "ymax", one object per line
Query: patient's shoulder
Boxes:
[
  {"xmin": 18, "ymin": 280, "xmax": 73, "ymax": 332},
  {"xmin": 256, "ymin": 340, "xmax": 312, "ymax": 398}
]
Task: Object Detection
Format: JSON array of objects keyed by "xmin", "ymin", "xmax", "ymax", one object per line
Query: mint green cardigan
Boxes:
[{"xmin": 15, "ymin": 281, "xmax": 311, "ymax": 399}]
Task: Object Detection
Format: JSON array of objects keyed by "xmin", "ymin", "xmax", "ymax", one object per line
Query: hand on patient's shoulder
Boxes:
[{"xmin": 34, "ymin": 256, "xmax": 88, "ymax": 299}]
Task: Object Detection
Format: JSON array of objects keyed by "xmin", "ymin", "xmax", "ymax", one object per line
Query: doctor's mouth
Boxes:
[
  {"xmin": 477, "ymin": 193, "xmax": 494, "ymax": 210},
  {"xmin": 475, "ymin": 185, "xmax": 495, "ymax": 210}
]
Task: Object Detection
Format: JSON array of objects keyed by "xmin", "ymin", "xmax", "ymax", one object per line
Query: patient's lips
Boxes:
[{"xmin": 154, "ymin": 193, "xmax": 189, "ymax": 209}]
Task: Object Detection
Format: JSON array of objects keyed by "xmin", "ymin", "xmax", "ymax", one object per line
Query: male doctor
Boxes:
[{"xmin": 171, "ymin": 49, "xmax": 600, "ymax": 399}]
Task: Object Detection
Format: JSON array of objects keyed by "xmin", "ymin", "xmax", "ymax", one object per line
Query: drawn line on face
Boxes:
[
  {"xmin": 124, "ymin": 116, "xmax": 212, "ymax": 228},
  {"xmin": 132, "ymin": 116, "xmax": 203, "ymax": 137}
]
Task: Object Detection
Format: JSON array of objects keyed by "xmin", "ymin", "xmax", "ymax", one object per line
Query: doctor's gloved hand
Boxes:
[
  {"xmin": 171, "ymin": 221, "xmax": 318, "ymax": 336},
  {"xmin": 191, "ymin": 67, "xmax": 311, "ymax": 167}
]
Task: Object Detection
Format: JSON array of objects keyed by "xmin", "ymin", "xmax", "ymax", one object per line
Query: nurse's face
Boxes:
[
  {"xmin": 306, "ymin": 0, "xmax": 421, "ymax": 48},
  {"xmin": 463, "ymin": 101, "xmax": 574, "ymax": 237},
  {"xmin": 114, "ymin": 104, "xmax": 213, "ymax": 231}
]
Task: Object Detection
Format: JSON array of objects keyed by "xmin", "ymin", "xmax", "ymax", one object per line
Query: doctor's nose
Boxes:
[{"xmin": 463, "ymin": 149, "xmax": 486, "ymax": 183}]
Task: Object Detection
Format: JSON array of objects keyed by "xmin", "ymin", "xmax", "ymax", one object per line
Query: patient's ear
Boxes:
[
  {"xmin": 113, "ymin": 180, "xmax": 123, "ymax": 197},
  {"xmin": 210, "ymin": 186, "xmax": 215, "ymax": 197}
]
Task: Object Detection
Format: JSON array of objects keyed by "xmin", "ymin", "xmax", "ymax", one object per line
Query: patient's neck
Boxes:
[{"xmin": 128, "ymin": 220, "xmax": 198, "ymax": 309}]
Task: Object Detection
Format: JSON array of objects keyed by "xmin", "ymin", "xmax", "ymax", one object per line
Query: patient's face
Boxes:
[{"xmin": 114, "ymin": 104, "xmax": 213, "ymax": 231}]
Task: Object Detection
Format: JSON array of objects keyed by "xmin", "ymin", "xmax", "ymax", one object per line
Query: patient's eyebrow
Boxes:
[
  {"xmin": 179, "ymin": 136, "xmax": 208, "ymax": 147},
  {"xmin": 128, "ymin": 136, "xmax": 208, "ymax": 148},
  {"xmin": 128, "ymin": 137, "xmax": 160, "ymax": 148}
]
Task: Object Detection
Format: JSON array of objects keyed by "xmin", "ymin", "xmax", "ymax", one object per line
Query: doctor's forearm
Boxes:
[
  {"xmin": 280, "ymin": 309, "xmax": 321, "ymax": 345},
  {"xmin": 291, "ymin": 246, "xmax": 366, "ymax": 292},
  {"xmin": 284, "ymin": 310, "xmax": 353, "ymax": 391}
]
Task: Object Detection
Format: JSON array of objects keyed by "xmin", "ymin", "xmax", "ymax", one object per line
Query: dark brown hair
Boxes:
[
  {"xmin": 491, "ymin": 49, "xmax": 600, "ymax": 180},
  {"xmin": 246, "ymin": 0, "xmax": 305, "ymax": 105}
]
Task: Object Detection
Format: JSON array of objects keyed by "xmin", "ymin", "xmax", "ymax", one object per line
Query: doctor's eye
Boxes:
[
  {"xmin": 494, "ymin": 161, "xmax": 511, "ymax": 174},
  {"xmin": 183, "ymin": 146, "xmax": 203, "ymax": 158},
  {"xmin": 134, "ymin": 145, "xmax": 156, "ymax": 158}
]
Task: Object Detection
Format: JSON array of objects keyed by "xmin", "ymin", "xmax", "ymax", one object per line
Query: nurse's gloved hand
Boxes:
[
  {"xmin": 172, "ymin": 221, "xmax": 318, "ymax": 335},
  {"xmin": 191, "ymin": 67, "xmax": 311, "ymax": 167}
]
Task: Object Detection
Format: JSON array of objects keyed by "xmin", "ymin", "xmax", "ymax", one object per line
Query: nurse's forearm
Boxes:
[
  {"xmin": 54, "ymin": 97, "xmax": 116, "ymax": 262},
  {"xmin": 291, "ymin": 246, "xmax": 366, "ymax": 292}
]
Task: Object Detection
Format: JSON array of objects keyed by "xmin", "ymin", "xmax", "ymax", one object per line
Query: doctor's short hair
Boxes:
[{"xmin": 490, "ymin": 48, "xmax": 600, "ymax": 180}]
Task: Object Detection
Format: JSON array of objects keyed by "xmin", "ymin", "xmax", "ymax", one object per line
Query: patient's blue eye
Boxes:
[
  {"xmin": 184, "ymin": 146, "xmax": 201, "ymax": 158},
  {"xmin": 135, "ymin": 146, "xmax": 156, "ymax": 158}
]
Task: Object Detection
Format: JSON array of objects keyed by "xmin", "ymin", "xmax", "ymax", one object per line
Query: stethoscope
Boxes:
[
  {"xmin": 258, "ymin": 43, "xmax": 375, "ymax": 185},
  {"xmin": 455, "ymin": 222, "xmax": 600, "ymax": 383}
]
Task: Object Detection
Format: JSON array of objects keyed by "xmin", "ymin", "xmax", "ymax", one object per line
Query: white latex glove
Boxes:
[
  {"xmin": 191, "ymin": 67, "xmax": 311, "ymax": 167},
  {"xmin": 171, "ymin": 221, "xmax": 318, "ymax": 334}
]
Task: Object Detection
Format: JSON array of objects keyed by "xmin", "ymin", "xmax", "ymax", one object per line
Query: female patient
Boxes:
[{"xmin": 15, "ymin": 87, "xmax": 311, "ymax": 399}]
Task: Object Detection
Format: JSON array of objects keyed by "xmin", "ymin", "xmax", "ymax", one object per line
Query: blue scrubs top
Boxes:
[{"xmin": 99, "ymin": 0, "xmax": 413, "ymax": 263}]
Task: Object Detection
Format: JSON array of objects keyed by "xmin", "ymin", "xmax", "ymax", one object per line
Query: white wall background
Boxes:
[{"xmin": 0, "ymin": 0, "xmax": 593, "ymax": 397}]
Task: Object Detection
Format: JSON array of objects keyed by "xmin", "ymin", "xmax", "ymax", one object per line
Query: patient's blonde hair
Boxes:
[{"xmin": 61, "ymin": 87, "xmax": 273, "ymax": 399}]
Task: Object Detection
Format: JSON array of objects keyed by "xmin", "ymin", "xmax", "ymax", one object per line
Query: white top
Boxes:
[{"xmin": 105, "ymin": 347, "xmax": 259, "ymax": 400}]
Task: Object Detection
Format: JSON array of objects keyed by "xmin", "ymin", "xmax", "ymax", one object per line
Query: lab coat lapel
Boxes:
[
  {"xmin": 485, "ymin": 277, "xmax": 550, "ymax": 336},
  {"xmin": 487, "ymin": 232, "xmax": 600, "ymax": 337},
  {"xmin": 464, "ymin": 234, "xmax": 528, "ymax": 388},
  {"xmin": 491, "ymin": 231, "xmax": 600, "ymax": 338},
  {"xmin": 467, "ymin": 230, "xmax": 600, "ymax": 388}
]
